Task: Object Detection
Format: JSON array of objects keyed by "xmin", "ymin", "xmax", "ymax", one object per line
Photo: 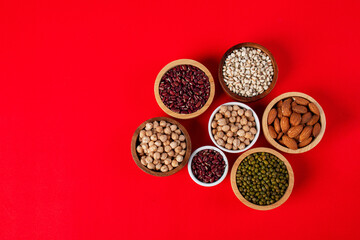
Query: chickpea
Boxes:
[
  {"xmin": 175, "ymin": 129, "xmax": 181, "ymax": 135},
  {"xmin": 239, "ymin": 143, "xmax": 246, "ymax": 149},
  {"xmin": 240, "ymin": 117, "xmax": 248, "ymax": 125},
  {"xmin": 163, "ymin": 140, "xmax": 170, "ymax": 146},
  {"xmin": 218, "ymin": 118, "xmax": 227, "ymax": 126},
  {"xmin": 175, "ymin": 146, "xmax": 182, "ymax": 153},
  {"xmin": 161, "ymin": 153, "xmax": 167, "ymax": 160},
  {"xmin": 250, "ymin": 127, "xmax": 257, "ymax": 135},
  {"xmin": 145, "ymin": 123, "xmax": 153, "ymax": 130},
  {"xmin": 145, "ymin": 156, "xmax": 153, "ymax": 164},
  {"xmin": 170, "ymin": 141, "xmax": 178, "ymax": 149},
  {"xmin": 159, "ymin": 135, "xmax": 167, "ymax": 142},
  {"xmin": 224, "ymin": 111, "xmax": 231, "ymax": 118},
  {"xmin": 156, "ymin": 126, "xmax": 163, "ymax": 133},
  {"xmin": 150, "ymin": 135, "xmax": 157, "ymax": 141},
  {"xmin": 250, "ymin": 135, "xmax": 255, "ymax": 141},
  {"xmin": 226, "ymin": 131, "xmax": 233, "ymax": 137},
  {"xmin": 227, "ymin": 137, "xmax": 234, "ymax": 144},
  {"xmin": 164, "ymin": 127, "xmax": 171, "ymax": 135},
  {"xmin": 153, "ymin": 152, "xmax": 160, "ymax": 160},
  {"xmin": 233, "ymin": 139, "xmax": 240, "ymax": 148},
  {"xmin": 236, "ymin": 116, "xmax": 241, "ymax": 123},
  {"xmin": 170, "ymin": 125, "xmax": 177, "ymax": 131},
  {"xmin": 160, "ymin": 121, "xmax": 166, "ymax": 127},
  {"xmin": 231, "ymin": 111, "xmax": 237, "ymax": 117},
  {"xmin": 166, "ymin": 123, "xmax": 171, "ymax": 127},
  {"xmin": 157, "ymin": 146, "xmax": 164, "ymax": 153},
  {"xmin": 164, "ymin": 158, "xmax": 171, "ymax": 165},
  {"xmin": 168, "ymin": 150, "xmax": 175, "ymax": 157},
  {"xmin": 165, "ymin": 146, "xmax": 171, "ymax": 152},
  {"xmin": 211, "ymin": 121, "xmax": 217, "ymax": 128},
  {"xmin": 239, "ymin": 137, "xmax": 245, "ymax": 142},
  {"xmin": 233, "ymin": 105, "xmax": 240, "ymax": 111},
  {"xmin": 179, "ymin": 135, "xmax": 185, "ymax": 141},
  {"xmin": 244, "ymin": 139, "xmax": 250, "ymax": 145},
  {"xmin": 171, "ymin": 133, "xmax": 179, "ymax": 140},
  {"xmin": 176, "ymin": 155, "xmax": 183, "ymax": 162},
  {"xmin": 243, "ymin": 125, "xmax": 250, "ymax": 132},
  {"xmin": 248, "ymin": 116, "xmax": 255, "ymax": 122},
  {"xmin": 222, "ymin": 125, "xmax": 230, "ymax": 132},
  {"xmin": 160, "ymin": 165, "xmax": 169, "ymax": 172},
  {"xmin": 214, "ymin": 135, "xmax": 219, "ymax": 140},
  {"xmin": 217, "ymin": 139, "xmax": 225, "ymax": 146},
  {"xmin": 156, "ymin": 163, "xmax": 162, "ymax": 170},
  {"xmin": 245, "ymin": 132, "xmax": 252, "ymax": 139},
  {"xmin": 140, "ymin": 157, "xmax": 146, "ymax": 166},
  {"xmin": 237, "ymin": 129, "xmax": 245, "ymax": 137},
  {"xmin": 145, "ymin": 130, "xmax": 152, "ymax": 137},
  {"xmin": 179, "ymin": 150, "xmax": 186, "ymax": 156},
  {"xmin": 237, "ymin": 109, "xmax": 244, "ymax": 116},
  {"xmin": 153, "ymin": 121, "xmax": 159, "ymax": 128},
  {"xmin": 149, "ymin": 152, "xmax": 154, "ymax": 157},
  {"xmin": 223, "ymin": 135, "xmax": 228, "ymax": 141},
  {"xmin": 227, "ymin": 106, "xmax": 233, "ymax": 111},
  {"xmin": 136, "ymin": 145, "xmax": 144, "ymax": 154},
  {"xmin": 171, "ymin": 160, "xmax": 179, "ymax": 167},
  {"xmin": 153, "ymin": 159, "xmax": 160, "ymax": 165},
  {"xmin": 141, "ymin": 144, "xmax": 148, "ymax": 150},
  {"xmin": 139, "ymin": 130, "xmax": 146, "ymax": 138},
  {"xmin": 212, "ymin": 129, "xmax": 216, "ymax": 135},
  {"xmin": 225, "ymin": 143, "xmax": 232, "ymax": 150},
  {"xmin": 229, "ymin": 116, "xmax": 236, "ymax": 123},
  {"xmin": 231, "ymin": 125, "xmax": 239, "ymax": 133},
  {"xmin": 219, "ymin": 105, "xmax": 227, "ymax": 113},
  {"xmin": 142, "ymin": 136, "xmax": 150, "ymax": 143},
  {"xmin": 147, "ymin": 162, "xmax": 155, "ymax": 169},
  {"xmin": 215, "ymin": 113, "xmax": 223, "ymax": 120},
  {"xmin": 217, "ymin": 126, "xmax": 222, "ymax": 131},
  {"xmin": 216, "ymin": 131, "xmax": 225, "ymax": 138},
  {"xmin": 245, "ymin": 109, "xmax": 253, "ymax": 118},
  {"xmin": 168, "ymin": 165, "xmax": 174, "ymax": 171}
]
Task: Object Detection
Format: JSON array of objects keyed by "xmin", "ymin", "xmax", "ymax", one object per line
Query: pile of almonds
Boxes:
[
  {"xmin": 267, "ymin": 97, "xmax": 322, "ymax": 150},
  {"xmin": 136, "ymin": 120, "xmax": 187, "ymax": 172},
  {"xmin": 211, "ymin": 104, "xmax": 257, "ymax": 150}
]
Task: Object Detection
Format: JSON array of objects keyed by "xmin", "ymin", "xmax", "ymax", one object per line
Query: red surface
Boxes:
[{"xmin": 1, "ymin": 0, "xmax": 360, "ymax": 239}]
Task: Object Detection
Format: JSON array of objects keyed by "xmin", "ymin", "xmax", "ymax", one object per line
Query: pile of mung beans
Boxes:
[{"xmin": 236, "ymin": 152, "xmax": 289, "ymax": 205}]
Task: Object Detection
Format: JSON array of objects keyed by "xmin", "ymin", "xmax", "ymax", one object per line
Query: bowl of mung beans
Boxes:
[{"xmin": 230, "ymin": 147, "xmax": 294, "ymax": 210}]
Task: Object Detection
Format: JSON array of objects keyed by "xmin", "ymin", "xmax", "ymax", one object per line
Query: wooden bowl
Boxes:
[
  {"xmin": 154, "ymin": 59, "xmax": 215, "ymax": 119},
  {"xmin": 230, "ymin": 147, "xmax": 294, "ymax": 210},
  {"xmin": 218, "ymin": 42, "xmax": 278, "ymax": 102},
  {"xmin": 262, "ymin": 92, "xmax": 326, "ymax": 154},
  {"xmin": 131, "ymin": 117, "xmax": 192, "ymax": 177}
]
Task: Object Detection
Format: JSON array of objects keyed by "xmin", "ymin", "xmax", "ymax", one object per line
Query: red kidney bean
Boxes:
[
  {"xmin": 191, "ymin": 149, "xmax": 226, "ymax": 183},
  {"xmin": 159, "ymin": 65, "xmax": 210, "ymax": 114}
]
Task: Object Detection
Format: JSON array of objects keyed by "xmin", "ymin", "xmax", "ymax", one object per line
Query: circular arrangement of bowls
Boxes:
[
  {"xmin": 154, "ymin": 59, "xmax": 215, "ymax": 119},
  {"xmin": 262, "ymin": 92, "xmax": 326, "ymax": 154},
  {"xmin": 188, "ymin": 146, "xmax": 228, "ymax": 187},
  {"xmin": 131, "ymin": 117, "xmax": 192, "ymax": 177},
  {"xmin": 218, "ymin": 42, "xmax": 278, "ymax": 102},
  {"xmin": 208, "ymin": 102, "xmax": 260, "ymax": 153},
  {"xmin": 230, "ymin": 147, "xmax": 294, "ymax": 210}
]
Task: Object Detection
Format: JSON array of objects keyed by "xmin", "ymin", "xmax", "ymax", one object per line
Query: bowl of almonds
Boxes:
[
  {"xmin": 154, "ymin": 59, "xmax": 215, "ymax": 119},
  {"xmin": 262, "ymin": 92, "xmax": 326, "ymax": 154},
  {"xmin": 218, "ymin": 42, "xmax": 278, "ymax": 102},
  {"xmin": 208, "ymin": 102, "xmax": 260, "ymax": 153},
  {"xmin": 131, "ymin": 117, "xmax": 192, "ymax": 176}
]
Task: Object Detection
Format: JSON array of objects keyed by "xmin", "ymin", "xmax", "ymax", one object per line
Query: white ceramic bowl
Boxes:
[
  {"xmin": 208, "ymin": 102, "xmax": 260, "ymax": 153},
  {"xmin": 188, "ymin": 146, "xmax": 228, "ymax": 187}
]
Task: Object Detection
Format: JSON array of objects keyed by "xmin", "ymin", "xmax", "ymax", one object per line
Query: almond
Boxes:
[
  {"xmin": 277, "ymin": 107, "xmax": 283, "ymax": 118},
  {"xmin": 287, "ymin": 125, "xmax": 303, "ymax": 138},
  {"xmin": 292, "ymin": 105, "xmax": 308, "ymax": 114},
  {"xmin": 308, "ymin": 102, "xmax": 320, "ymax": 115},
  {"xmin": 277, "ymin": 132, "xmax": 283, "ymax": 140},
  {"xmin": 301, "ymin": 112, "xmax": 312, "ymax": 125},
  {"xmin": 280, "ymin": 117, "xmax": 290, "ymax": 133},
  {"xmin": 307, "ymin": 114, "xmax": 320, "ymax": 126},
  {"xmin": 313, "ymin": 123, "xmax": 321, "ymax": 137},
  {"xmin": 268, "ymin": 125, "xmax": 277, "ymax": 139},
  {"xmin": 268, "ymin": 108, "xmax": 277, "ymax": 125},
  {"xmin": 290, "ymin": 112, "xmax": 301, "ymax": 126},
  {"xmin": 278, "ymin": 138, "xmax": 285, "ymax": 146},
  {"xmin": 293, "ymin": 97, "xmax": 309, "ymax": 106},
  {"xmin": 274, "ymin": 118, "xmax": 281, "ymax": 133},
  {"xmin": 282, "ymin": 99, "xmax": 292, "ymax": 117},
  {"xmin": 282, "ymin": 135, "xmax": 298, "ymax": 150},
  {"xmin": 291, "ymin": 101, "xmax": 297, "ymax": 108},
  {"xmin": 299, "ymin": 126, "xmax": 313, "ymax": 142},
  {"xmin": 298, "ymin": 137, "xmax": 313, "ymax": 148},
  {"xmin": 277, "ymin": 100, "xmax": 283, "ymax": 108}
]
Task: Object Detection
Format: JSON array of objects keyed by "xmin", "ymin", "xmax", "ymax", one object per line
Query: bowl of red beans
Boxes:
[
  {"xmin": 188, "ymin": 146, "xmax": 228, "ymax": 187},
  {"xmin": 154, "ymin": 59, "xmax": 215, "ymax": 119}
]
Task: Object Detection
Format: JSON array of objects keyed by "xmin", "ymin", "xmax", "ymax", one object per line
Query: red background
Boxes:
[{"xmin": 1, "ymin": 0, "xmax": 360, "ymax": 239}]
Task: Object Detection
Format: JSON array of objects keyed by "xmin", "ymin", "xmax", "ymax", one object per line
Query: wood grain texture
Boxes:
[
  {"xmin": 131, "ymin": 117, "xmax": 192, "ymax": 177},
  {"xmin": 230, "ymin": 147, "xmax": 294, "ymax": 210},
  {"xmin": 154, "ymin": 59, "xmax": 215, "ymax": 119},
  {"xmin": 262, "ymin": 92, "xmax": 326, "ymax": 154},
  {"xmin": 218, "ymin": 42, "xmax": 278, "ymax": 102}
]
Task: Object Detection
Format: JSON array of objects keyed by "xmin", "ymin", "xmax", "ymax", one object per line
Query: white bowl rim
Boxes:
[
  {"xmin": 187, "ymin": 146, "xmax": 228, "ymax": 187},
  {"xmin": 208, "ymin": 102, "xmax": 260, "ymax": 153}
]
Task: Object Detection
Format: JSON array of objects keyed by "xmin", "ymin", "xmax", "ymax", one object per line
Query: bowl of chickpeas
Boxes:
[
  {"xmin": 208, "ymin": 102, "xmax": 260, "ymax": 153},
  {"xmin": 131, "ymin": 117, "xmax": 192, "ymax": 176}
]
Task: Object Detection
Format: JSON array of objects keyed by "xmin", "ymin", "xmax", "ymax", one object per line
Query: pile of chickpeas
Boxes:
[
  {"xmin": 136, "ymin": 120, "xmax": 187, "ymax": 172},
  {"xmin": 211, "ymin": 105, "xmax": 257, "ymax": 150}
]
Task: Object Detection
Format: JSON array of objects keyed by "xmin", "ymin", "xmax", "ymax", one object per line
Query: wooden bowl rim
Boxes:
[
  {"xmin": 207, "ymin": 101, "xmax": 261, "ymax": 153},
  {"xmin": 131, "ymin": 117, "xmax": 192, "ymax": 177},
  {"xmin": 187, "ymin": 145, "xmax": 229, "ymax": 187},
  {"xmin": 262, "ymin": 92, "xmax": 326, "ymax": 154},
  {"xmin": 154, "ymin": 59, "xmax": 215, "ymax": 119},
  {"xmin": 230, "ymin": 147, "xmax": 294, "ymax": 210},
  {"xmin": 218, "ymin": 42, "xmax": 278, "ymax": 103}
]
